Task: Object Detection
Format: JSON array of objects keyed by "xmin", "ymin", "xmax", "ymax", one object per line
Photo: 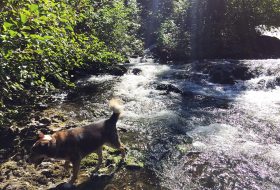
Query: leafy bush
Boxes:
[{"xmin": 0, "ymin": 0, "xmax": 143, "ymax": 125}]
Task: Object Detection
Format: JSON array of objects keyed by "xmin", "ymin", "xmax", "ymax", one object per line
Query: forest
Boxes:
[
  {"xmin": 140, "ymin": 0, "xmax": 280, "ymax": 60},
  {"xmin": 0, "ymin": 0, "xmax": 280, "ymax": 189}
]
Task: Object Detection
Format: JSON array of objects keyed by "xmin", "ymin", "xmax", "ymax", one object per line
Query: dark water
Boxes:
[{"xmin": 54, "ymin": 58, "xmax": 280, "ymax": 189}]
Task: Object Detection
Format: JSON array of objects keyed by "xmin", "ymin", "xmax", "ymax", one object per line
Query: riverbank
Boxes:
[{"xmin": 0, "ymin": 61, "xmax": 150, "ymax": 190}]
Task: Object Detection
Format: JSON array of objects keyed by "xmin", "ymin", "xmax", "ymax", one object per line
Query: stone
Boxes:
[
  {"xmin": 107, "ymin": 65, "xmax": 128, "ymax": 76},
  {"xmin": 104, "ymin": 184, "xmax": 118, "ymax": 190},
  {"xmin": 208, "ymin": 62, "xmax": 253, "ymax": 84},
  {"xmin": 39, "ymin": 117, "xmax": 52, "ymax": 126},
  {"xmin": 41, "ymin": 169, "xmax": 53, "ymax": 178},
  {"xmin": 132, "ymin": 68, "xmax": 142, "ymax": 75},
  {"xmin": 156, "ymin": 83, "xmax": 182, "ymax": 94}
]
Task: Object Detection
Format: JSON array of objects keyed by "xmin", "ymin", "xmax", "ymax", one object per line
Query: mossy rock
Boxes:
[
  {"xmin": 103, "ymin": 146, "xmax": 121, "ymax": 155},
  {"xmin": 125, "ymin": 156, "xmax": 144, "ymax": 170},
  {"xmin": 176, "ymin": 144, "xmax": 189, "ymax": 153},
  {"xmin": 80, "ymin": 153, "xmax": 98, "ymax": 168},
  {"xmin": 80, "ymin": 145, "xmax": 123, "ymax": 174},
  {"xmin": 80, "ymin": 145, "xmax": 144, "ymax": 174}
]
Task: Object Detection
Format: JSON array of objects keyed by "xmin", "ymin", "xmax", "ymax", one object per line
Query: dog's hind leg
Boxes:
[
  {"xmin": 110, "ymin": 136, "xmax": 126, "ymax": 159},
  {"xmin": 69, "ymin": 158, "xmax": 81, "ymax": 184},
  {"xmin": 93, "ymin": 147, "xmax": 103, "ymax": 173}
]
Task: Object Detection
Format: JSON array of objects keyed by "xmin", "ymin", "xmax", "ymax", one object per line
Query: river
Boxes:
[{"xmin": 39, "ymin": 58, "xmax": 280, "ymax": 189}]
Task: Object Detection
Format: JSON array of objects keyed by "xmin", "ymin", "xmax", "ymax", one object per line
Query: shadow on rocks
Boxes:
[
  {"xmin": 48, "ymin": 174, "xmax": 115, "ymax": 190},
  {"xmin": 48, "ymin": 183, "xmax": 76, "ymax": 190}
]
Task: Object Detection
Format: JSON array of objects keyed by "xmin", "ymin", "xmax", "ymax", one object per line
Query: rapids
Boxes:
[{"xmin": 54, "ymin": 58, "xmax": 280, "ymax": 189}]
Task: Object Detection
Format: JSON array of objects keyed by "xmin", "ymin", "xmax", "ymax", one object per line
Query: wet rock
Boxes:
[
  {"xmin": 256, "ymin": 79, "xmax": 266, "ymax": 89},
  {"xmin": 39, "ymin": 117, "xmax": 52, "ymax": 126},
  {"xmin": 155, "ymin": 83, "xmax": 182, "ymax": 94},
  {"xmin": 265, "ymin": 76, "xmax": 280, "ymax": 89},
  {"xmin": 52, "ymin": 114, "xmax": 67, "ymax": 122},
  {"xmin": 199, "ymin": 61, "xmax": 254, "ymax": 84},
  {"xmin": 149, "ymin": 143, "xmax": 169, "ymax": 161},
  {"xmin": 70, "ymin": 62, "xmax": 128, "ymax": 80},
  {"xmin": 35, "ymin": 102, "xmax": 48, "ymax": 110},
  {"xmin": 210, "ymin": 69, "xmax": 235, "ymax": 84},
  {"xmin": 132, "ymin": 68, "xmax": 142, "ymax": 75},
  {"xmin": 41, "ymin": 169, "xmax": 53, "ymax": 178},
  {"xmin": 200, "ymin": 176, "xmax": 216, "ymax": 188},
  {"xmin": 266, "ymin": 80, "xmax": 275, "ymax": 89},
  {"xmin": 255, "ymin": 35, "xmax": 280, "ymax": 58},
  {"xmin": 107, "ymin": 65, "xmax": 128, "ymax": 76},
  {"xmin": 130, "ymin": 55, "xmax": 139, "ymax": 58}
]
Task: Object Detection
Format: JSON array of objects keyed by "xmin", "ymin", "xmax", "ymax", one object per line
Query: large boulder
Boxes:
[
  {"xmin": 207, "ymin": 62, "xmax": 254, "ymax": 84},
  {"xmin": 255, "ymin": 36, "xmax": 280, "ymax": 58}
]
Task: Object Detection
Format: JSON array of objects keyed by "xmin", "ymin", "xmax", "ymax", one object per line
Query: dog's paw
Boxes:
[{"xmin": 49, "ymin": 182, "xmax": 76, "ymax": 190}]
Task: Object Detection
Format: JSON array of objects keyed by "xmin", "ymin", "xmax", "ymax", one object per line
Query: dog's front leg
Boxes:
[
  {"xmin": 64, "ymin": 160, "xmax": 71, "ymax": 171},
  {"xmin": 69, "ymin": 159, "xmax": 81, "ymax": 184},
  {"xmin": 93, "ymin": 147, "xmax": 103, "ymax": 173}
]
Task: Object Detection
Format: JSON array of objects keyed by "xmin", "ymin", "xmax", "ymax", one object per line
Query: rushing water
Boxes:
[{"xmin": 55, "ymin": 58, "xmax": 280, "ymax": 189}]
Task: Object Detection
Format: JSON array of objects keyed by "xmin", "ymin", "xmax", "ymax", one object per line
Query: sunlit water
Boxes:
[{"xmin": 57, "ymin": 58, "xmax": 280, "ymax": 189}]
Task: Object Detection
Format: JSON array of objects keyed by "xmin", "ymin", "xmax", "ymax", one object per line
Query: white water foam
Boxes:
[
  {"xmin": 235, "ymin": 88, "xmax": 280, "ymax": 124},
  {"xmin": 188, "ymin": 123, "xmax": 280, "ymax": 166},
  {"xmin": 85, "ymin": 75, "xmax": 115, "ymax": 83},
  {"xmin": 114, "ymin": 62, "xmax": 171, "ymax": 116}
]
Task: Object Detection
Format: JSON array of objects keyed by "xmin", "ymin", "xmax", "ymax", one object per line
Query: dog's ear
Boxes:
[{"xmin": 38, "ymin": 131, "xmax": 44, "ymax": 139}]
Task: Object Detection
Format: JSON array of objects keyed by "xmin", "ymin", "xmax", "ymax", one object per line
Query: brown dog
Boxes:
[{"xmin": 27, "ymin": 99, "xmax": 125, "ymax": 184}]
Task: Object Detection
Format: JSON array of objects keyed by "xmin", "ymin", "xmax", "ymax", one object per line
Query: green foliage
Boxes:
[
  {"xmin": 138, "ymin": 0, "xmax": 191, "ymax": 60},
  {"xmin": 0, "ymin": 0, "xmax": 143, "ymax": 125},
  {"xmin": 138, "ymin": 0, "xmax": 280, "ymax": 60},
  {"xmin": 88, "ymin": 0, "xmax": 143, "ymax": 55},
  {"xmin": 159, "ymin": 20, "xmax": 180, "ymax": 50}
]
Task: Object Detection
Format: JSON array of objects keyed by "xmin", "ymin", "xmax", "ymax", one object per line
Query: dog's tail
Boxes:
[{"xmin": 109, "ymin": 98, "xmax": 123, "ymax": 122}]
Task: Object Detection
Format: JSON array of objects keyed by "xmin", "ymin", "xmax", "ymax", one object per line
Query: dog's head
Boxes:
[{"xmin": 27, "ymin": 131, "xmax": 54, "ymax": 167}]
